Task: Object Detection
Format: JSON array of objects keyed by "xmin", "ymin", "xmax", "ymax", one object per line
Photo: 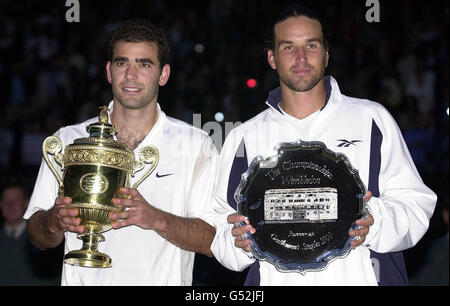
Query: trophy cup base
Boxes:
[
  {"xmin": 64, "ymin": 250, "xmax": 112, "ymax": 268},
  {"xmin": 63, "ymin": 233, "xmax": 112, "ymax": 268}
]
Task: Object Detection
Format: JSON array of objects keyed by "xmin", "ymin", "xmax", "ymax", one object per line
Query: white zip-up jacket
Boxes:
[{"xmin": 211, "ymin": 76, "xmax": 436, "ymax": 285}]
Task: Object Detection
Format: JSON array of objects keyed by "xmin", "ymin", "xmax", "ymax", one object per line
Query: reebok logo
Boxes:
[{"xmin": 337, "ymin": 139, "xmax": 362, "ymax": 147}]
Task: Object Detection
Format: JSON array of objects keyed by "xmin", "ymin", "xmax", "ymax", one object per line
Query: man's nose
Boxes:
[
  {"xmin": 295, "ymin": 46, "xmax": 307, "ymax": 62},
  {"xmin": 126, "ymin": 64, "xmax": 138, "ymax": 79}
]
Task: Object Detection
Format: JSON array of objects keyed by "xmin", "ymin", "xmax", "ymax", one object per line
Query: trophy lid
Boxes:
[
  {"xmin": 71, "ymin": 106, "xmax": 130, "ymax": 151},
  {"xmin": 86, "ymin": 106, "xmax": 117, "ymax": 138}
]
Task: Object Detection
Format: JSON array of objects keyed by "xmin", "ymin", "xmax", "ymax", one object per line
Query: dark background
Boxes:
[{"xmin": 0, "ymin": 0, "xmax": 448, "ymax": 285}]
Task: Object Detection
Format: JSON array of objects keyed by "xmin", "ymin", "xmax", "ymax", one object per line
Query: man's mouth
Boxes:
[
  {"xmin": 122, "ymin": 87, "xmax": 142, "ymax": 93},
  {"xmin": 292, "ymin": 66, "xmax": 312, "ymax": 74}
]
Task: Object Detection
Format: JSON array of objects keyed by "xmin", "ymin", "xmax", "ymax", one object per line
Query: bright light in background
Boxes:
[
  {"xmin": 215, "ymin": 112, "xmax": 224, "ymax": 122},
  {"xmin": 194, "ymin": 43, "xmax": 204, "ymax": 54},
  {"xmin": 246, "ymin": 78, "xmax": 257, "ymax": 88},
  {"xmin": 447, "ymin": 107, "xmax": 449, "ymax": 116}
]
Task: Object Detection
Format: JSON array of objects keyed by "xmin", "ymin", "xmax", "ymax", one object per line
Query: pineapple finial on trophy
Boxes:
[{"xmin": 99, "ymin": 106, "xmax": 109, "ymax": 124}]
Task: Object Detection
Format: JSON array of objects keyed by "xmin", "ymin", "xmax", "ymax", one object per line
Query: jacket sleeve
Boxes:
[
  {"xmin": 185, "ymin": 135, "xmax": 218, "ymax": 226},
  {"xmin": 364, "ymin": 107, "xmax": 437, "ymax": 253},
  {"xmin": 210, "ymin": 131, "xmax": 256, "ymax": 272}
]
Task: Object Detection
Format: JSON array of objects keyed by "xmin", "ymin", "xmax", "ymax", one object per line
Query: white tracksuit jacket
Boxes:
[{"xmin": 210, "ymin": 76, "xmax": 437, "ymax": 285}]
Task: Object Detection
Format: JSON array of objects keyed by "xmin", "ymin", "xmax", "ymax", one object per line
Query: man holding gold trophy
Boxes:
[
  {"xmin": 210, "ymin": 4, "xmax": 437, "ymax": 285},
  {"xmin": 24, "ymin": 20, "xmax": 217, "ymax": 285}
]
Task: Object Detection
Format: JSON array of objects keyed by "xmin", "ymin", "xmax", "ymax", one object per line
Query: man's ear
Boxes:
[
  {"xmin": 106, "ymin": 61, "xmax": 112, "ymax": 84},
  {"xmin": 267, "ymin": 49, "xmax": 277, "ymax": 70},
  {"xmin": 159, "ymin": 64, "xmax": 171, "ymax": 86}
]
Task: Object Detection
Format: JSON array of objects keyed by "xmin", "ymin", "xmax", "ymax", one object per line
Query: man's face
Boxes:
[
  {"xmin": 0, "ymin": 187, "xmax": 28, "ymax": 225},
  {"xmin": 106, "ymin": 41, "xmax": 170, "ymax": 110},
  {"xmin": 268, "ymin": 16, "xmax": 329, "ymax": 92}
]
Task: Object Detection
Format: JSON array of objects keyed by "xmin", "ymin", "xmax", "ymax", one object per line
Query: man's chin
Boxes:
[
  {"xmin": 115, "ymin": 98, "xmax": 148, "ymax": 110},
  {"xmin": 283, "ymin": 76, "xmax": 323, "ymax": 92}
]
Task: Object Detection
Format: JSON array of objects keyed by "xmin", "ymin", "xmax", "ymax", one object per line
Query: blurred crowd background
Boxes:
[{"xmin": 0, "ymin": 0, "xmax": 448, "ymax": 285}]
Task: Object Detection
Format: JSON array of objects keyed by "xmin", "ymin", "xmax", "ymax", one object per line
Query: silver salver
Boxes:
[{"xmin": 235, "ymin": 139, "xmax": 367, "ymax": 274}]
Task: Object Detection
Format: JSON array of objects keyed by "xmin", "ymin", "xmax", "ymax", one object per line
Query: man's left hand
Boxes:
[
  {"xmin": 349, "ymin": 191, "xmax": 374, "ymax": 249},
  {"xmin": 110, "ymin": 188, "xmax": 164, "ymax": 230}
]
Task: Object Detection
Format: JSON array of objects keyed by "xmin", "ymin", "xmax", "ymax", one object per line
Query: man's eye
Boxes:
[
  {"xmin": 307, "ymin": 43, "xmax": 319, "ymax": 49},
  {"xmin": 115, "ymin": 61, "xmax": 126, "ymax": 66},
  {"xmin": 140, "ymin": 63, "xmax": 151, "ymax": 68},
  {"xmin": 284, "ymin": 45, "xmax": 294, "ymax": 51}
]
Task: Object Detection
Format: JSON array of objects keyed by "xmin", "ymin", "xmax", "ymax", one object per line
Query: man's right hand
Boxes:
[{"xmin": 47, "ymin": 197, "xmax": 84, "ymax": 234}]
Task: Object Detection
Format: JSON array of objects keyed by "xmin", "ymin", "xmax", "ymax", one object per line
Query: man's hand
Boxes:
[
  {"xmin": 227, "ymin": 214, "xmax": 256, "ymax": 253},
  {"xmin": 47, "ymin": 196, "xmax": 84, "ymax": 234},
  {"xmin": 349, "ymin": 191, "xmax": 374, "ymax": 249},
  {"xmin": 110, "ymin": 188, "xmax": 164, "ymax": 230}
]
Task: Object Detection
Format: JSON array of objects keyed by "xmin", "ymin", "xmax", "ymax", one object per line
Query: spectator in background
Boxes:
[
  {"xmin": 404, "ymin": 58, "xmax": 436, "ymax": 116},
  {"xmin": 0, "ymin": 180, "xmax": 61, "ymax": 285}
]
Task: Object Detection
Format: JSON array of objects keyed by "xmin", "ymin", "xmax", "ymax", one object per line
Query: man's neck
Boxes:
[
  {"xmin": 279, "ymin": 79, "xmax": 327, "ymax": 120},
  {"xmin": 110, "ymin": 101, "xmax": 159, "ymax": 150}
]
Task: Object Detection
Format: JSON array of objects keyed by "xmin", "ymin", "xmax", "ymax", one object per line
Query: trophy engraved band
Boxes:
[
  {"xmin": 42, "ymin": 106, "xmax": 159, "ymax": 268},
  {"xmin": 235, "ymin": 139, "xmax": 366, "ymax": 274}
]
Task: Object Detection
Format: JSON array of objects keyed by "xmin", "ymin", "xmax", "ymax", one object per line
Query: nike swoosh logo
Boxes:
[{"xmin": 156, "ymin": 172, "xmax": 174, "ymax": 178}]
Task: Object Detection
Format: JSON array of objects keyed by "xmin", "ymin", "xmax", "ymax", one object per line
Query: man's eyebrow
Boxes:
[
  {"xmin": 277, "ymin": 40, "xmax": 293, "ymax": 48},
  {"xmin": 306, "ymin": 38, "xmax": 324, "ymax": 43},
  {"xmin": 112, "ymin": 57, "xmax": 155, "ymax": 65},
  {"xmin": 112, "ymin": 56, "xmax": 129, "ymax": 62},
  {"xmin": 277, "ymin": 37, "xmax": 324, "ymax": 47},
  {"xmin": 278, "ymin": 40, "xmax": 293, "ymax": 46},
  {"xmin": 135, "ymin": 58, "xmax": 154, "ymax": 65}
]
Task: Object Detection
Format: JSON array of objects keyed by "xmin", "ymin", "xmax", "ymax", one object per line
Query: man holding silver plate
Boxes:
[
  {"xmin": 210, "ymin": 4, "xmax": 437, "ymax": 285},
  {"xmin": 24, "ymin": 20, "xmax": 217, "ymax": 285}
]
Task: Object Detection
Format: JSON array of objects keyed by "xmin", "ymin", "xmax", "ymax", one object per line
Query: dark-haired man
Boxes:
[
  {"xmin": 25, "ymin": 20, "xmax": 217, "ymax": 285},
  {"xmin": 0, "ymin": 181, "xmax": 61, "ymax": 285},
  {"xmin": 210, "ymin": 5, "xmax": 436, "ymax": 285},
  {"xmin": 0, "ymin": 182, "xmax": 33, "ymax": 284}
]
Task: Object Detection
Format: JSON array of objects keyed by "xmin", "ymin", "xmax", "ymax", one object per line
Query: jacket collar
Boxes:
[{"xmin": 265, "ymin": 75, "xmax": 334, "ymax": 115}]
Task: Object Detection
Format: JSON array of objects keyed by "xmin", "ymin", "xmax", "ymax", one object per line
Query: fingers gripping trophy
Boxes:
[{"xmin": 42, "ymin": 106, "xmax": 159, "ymax": 268}]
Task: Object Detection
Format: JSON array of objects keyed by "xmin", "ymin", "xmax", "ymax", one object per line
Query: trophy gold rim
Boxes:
[{"xmin": 64, "ymin": 144, "xmax": 135, "ymax": 172}]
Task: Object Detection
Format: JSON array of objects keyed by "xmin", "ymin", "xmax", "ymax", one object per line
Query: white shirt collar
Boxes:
[{"xmin": 4, "ymin": 220, "xmax": 27, "ymax": 239}]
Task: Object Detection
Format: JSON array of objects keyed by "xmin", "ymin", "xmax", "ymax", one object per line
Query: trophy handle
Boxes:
[
  {"xmin": 132, "ymin": 145, "xmax": 159, "ymax": 189},
  {"xmin": 42, "ymin": 136, "xmax": 64, "ymax": 194}
]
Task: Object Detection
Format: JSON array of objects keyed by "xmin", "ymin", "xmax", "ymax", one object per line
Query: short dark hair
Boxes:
[
  {"xmin": 265, "ymin": 4, "xmax": 330, "ymax": 52},
  {"xmin": 106, "ymin": 19, "xmax": 172, "ymax": 68}
]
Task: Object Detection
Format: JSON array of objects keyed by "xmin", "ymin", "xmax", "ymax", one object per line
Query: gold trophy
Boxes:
[{"xmin": 42, "ymin": 106, "xmax": 158, "ymax": 268}]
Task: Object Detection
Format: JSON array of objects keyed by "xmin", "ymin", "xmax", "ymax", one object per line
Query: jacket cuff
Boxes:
[{"xmin": 364, "ymin": 197, "xmax": 382, "ymax": 248}]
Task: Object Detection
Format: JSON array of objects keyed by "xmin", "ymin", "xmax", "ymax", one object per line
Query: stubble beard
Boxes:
[
  {"xmin": 281, "ymin": 72, "xmax": 323, "ymax": 92},
  {"xmin": 279, "ymin": 57, "xmax": 327, "ymax": 93}
]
